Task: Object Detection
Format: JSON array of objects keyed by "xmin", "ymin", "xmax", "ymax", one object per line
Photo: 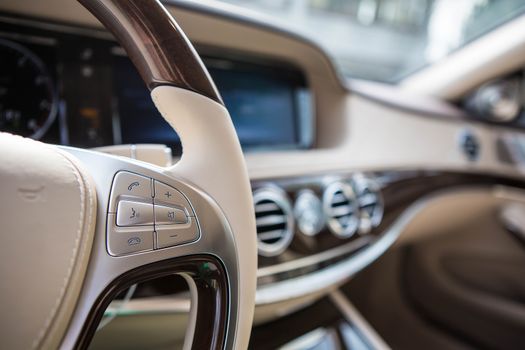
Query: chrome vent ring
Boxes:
[
  {"xmin": 352, "ymin": 175, "xmax": 384, "ymax": 233},
  {"xmin": 323, "ymin": 181, "xmax": 359, "ymax": 238},
  {"xmin": 253, "ymin": 186, "xmax": 294, "ymax": 257}
]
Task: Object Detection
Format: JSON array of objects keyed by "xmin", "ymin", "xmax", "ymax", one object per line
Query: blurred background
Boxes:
[{"xmin": 219, "ymin": 0, "xmax": 525, "ymax": 82}]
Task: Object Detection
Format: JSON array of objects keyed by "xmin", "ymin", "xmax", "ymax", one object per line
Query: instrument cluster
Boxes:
[{"xmin": 0, "ymin": 37, "xmax": 58, "ymax": 140}]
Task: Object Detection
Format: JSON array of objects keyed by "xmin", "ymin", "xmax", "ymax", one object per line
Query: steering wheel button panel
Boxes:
[
  {"xmin": 107, "ymin": 171, "xmax": 200, "ymax": 256},
  {"xmin": 154, "ymin": 180, "xmax": 195, "ymax": 216},
  {"xmin": 154, "ymin": 204, "xmax": 188, "ymax": 224},
  {"xmin": 156, "ymin": 217, "xmax": 199, "ymax": 249},
  {"xmin": 116, "ymin": 200, "xmax": 154, "ymax": 226},
  {"xmin": 109, "ymin": 171, "xmax": 153, "ymax": 212}
]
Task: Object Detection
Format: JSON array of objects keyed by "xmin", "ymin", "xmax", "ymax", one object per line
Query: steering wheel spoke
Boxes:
[{"xmin": 58, "ymin": 148, "xmax": 241, "ymax": 349}]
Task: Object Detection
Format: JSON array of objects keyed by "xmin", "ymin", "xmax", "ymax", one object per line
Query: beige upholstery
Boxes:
[
  {"xmin": 0, "ymin": 132, "xmax": 97, "ymax": 349},
  {"xmin": 151, "ymin": 86, "xmax": 257, "ymax": 350}
]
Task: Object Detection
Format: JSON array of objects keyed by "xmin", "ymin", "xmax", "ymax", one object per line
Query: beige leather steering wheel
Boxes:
[{"xmin": 0, "ymin": 0, "xmax": 257, "ymax": 349}]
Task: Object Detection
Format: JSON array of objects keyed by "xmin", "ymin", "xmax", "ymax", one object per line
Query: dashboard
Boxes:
[
  {"xmin": 4, "ymin": 4, "xmax": 525, "ymax": 349},
  {"xmin": 0, "ymin": 20, "xmax": 313, "ymax": 154},
  {"xmin": 3, "ymin": 10, "xmax": 525, "ymax": 295}
]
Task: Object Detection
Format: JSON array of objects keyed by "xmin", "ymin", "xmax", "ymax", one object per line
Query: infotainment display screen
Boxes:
[{"xmin": 113, "ymin": 54, "xmax": 313, "ymax": 153}]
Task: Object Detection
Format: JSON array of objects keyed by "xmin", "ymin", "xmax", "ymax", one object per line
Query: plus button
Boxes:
[{"xmin": 165, "ymin": 191, "xmax": 172, "ymax": 199}]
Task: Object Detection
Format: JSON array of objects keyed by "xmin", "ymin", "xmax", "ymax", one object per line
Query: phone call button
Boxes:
[{"xmin": 109, "ymin": 172, "xmax": 153, "ymax": 212}]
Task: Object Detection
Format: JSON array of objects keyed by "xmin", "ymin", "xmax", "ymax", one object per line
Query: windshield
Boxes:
[{"xmin": 215, "ymin": 0, "xmax": 525, "ymax": 83}]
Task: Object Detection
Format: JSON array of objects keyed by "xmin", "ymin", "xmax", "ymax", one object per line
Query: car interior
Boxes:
[{"xmin": 1, "ymin": 0, "xmax": 525, "ymax": 349}]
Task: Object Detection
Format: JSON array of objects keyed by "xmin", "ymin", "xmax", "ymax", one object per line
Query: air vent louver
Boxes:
[
  {"xmin": 352, "ymin": 175, "xmax": 384, "ymax": 232},
  {"xmin": 323, "ymin": 181, "xmax": 359, "ymax": 238},
  {"xmin": 253, "ymin": 187, "xmax": 294, "ymax": 257}
]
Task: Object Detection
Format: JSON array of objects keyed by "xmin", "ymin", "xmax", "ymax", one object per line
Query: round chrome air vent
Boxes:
[
  {"xmin": 253, "ymin": 186, "xmax": 294, "ymax": 257},
  {"xmin": 352, "ymin": 175, "xmax": 384, "ymax": 233},
  {"xmin": 322, "ymin": 181, "xmax": 359, "ymax": 238}
]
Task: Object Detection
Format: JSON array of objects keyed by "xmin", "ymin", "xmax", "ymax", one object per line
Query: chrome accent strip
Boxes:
[
  {"xmin": 257, "ymin": 236, "xmax": 371, "ymax": 278},
  {"xmin": 329, "ymin": 290, "xmax": 390, "ymax": 350}
]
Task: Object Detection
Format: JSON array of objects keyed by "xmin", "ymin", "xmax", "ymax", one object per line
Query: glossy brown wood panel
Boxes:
[{"xmin": 79, "ymin": 0, "xmax": 222, "ymax": 103}]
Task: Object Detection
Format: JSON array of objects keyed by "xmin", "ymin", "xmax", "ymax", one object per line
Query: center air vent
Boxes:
[
  {"xmin": 352, "ymin": 175, "xmax": 384, "ymax": 233},
  {"xmin": 323, "ymin": 181, "xmax": 359, "ymax": 238},
  {"xmin": 253, "ymin": 187, "xmax": 294, "ymax": 257}
]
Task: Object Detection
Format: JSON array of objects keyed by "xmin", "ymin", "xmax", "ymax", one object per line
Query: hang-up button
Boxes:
[
  {"xmin": 106, "ymin": 214, "xmax": 154, "ymax": 256},
  {"xmin": 116, "ymin": 200, "xmax": 154, "ymax": 226}
]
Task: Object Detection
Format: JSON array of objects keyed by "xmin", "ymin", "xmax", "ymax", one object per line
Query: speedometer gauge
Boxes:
[{"xmin": 0, "ymin": 38, "xmax": 57, "ymax": 139}]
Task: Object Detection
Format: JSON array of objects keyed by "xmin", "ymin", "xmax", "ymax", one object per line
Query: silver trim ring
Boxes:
[
  {"xmin": 253, "ymin": 186, "xmax": 295, "ymax": 257},
  {"xmin": 352, "ymin": 175, "xmax": 384, "ymax": 231},
  {"xmin": 322, "ymin": 181, "xmax": 360, "ymax": 238}
]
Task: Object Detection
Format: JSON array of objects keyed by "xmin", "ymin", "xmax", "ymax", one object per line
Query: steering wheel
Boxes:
[{"xmin": 0, "ymin": 0, "xmax": 257, "ymax": 349}]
